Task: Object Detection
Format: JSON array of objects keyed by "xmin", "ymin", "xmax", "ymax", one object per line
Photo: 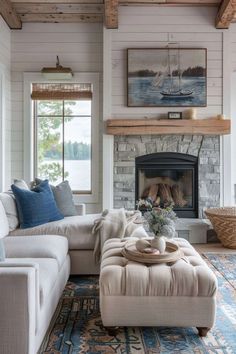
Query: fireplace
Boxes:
[{"xmin": 135, "ymin": 152, "xmax": 198, "ymax": 218}]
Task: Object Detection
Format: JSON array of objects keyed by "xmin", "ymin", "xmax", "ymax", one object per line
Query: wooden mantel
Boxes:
[{"xmin": 106, "ymin": 118, "xmax": 231, "ymax": 135}]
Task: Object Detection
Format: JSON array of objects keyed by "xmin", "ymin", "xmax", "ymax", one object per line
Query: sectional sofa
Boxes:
[{"xmin": 0, "ymin": 195, "xmax": 100, "ymax": 354}]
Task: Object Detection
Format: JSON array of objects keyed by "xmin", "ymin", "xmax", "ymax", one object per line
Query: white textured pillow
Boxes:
[
  {"xmin": 0, "ymin": 192, "xmax": 19, "ymax": 231},
  {"xmin": 0, "ymin": 200, "xmax": 9, "ymax": 238},
  {"xmin": 14, "ymin": 179, "xmax": 30, "ymax": 190}
]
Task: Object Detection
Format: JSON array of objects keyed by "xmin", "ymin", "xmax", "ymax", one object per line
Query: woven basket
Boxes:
[{"xmin": 205, "ymin": 207, "xmax": 236, "ymax": 248}]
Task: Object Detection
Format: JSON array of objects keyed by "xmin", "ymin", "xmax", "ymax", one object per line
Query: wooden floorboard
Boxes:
[{"xmin": 194, "ymin": 243, "xmax": 236, "ymax": 254}]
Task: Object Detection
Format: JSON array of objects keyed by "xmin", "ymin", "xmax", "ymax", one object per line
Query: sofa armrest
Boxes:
[
  {"xmin": 0, "ymin": 263, "xmax": 39, "ymax": 354},
  {"xmin": 75, "ymin": 203, "xmax": 86, "ymax": 216}
]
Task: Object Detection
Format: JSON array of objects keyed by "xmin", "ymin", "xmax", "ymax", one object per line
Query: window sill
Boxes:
[{"xmin": 73, "ymin": 193, "xmax": 99, "ymax": 204}]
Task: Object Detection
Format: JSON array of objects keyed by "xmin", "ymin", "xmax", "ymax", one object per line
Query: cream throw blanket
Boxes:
[{"xmin": 92, "ymin": 208, "xmax": 144, "ymax": 263}]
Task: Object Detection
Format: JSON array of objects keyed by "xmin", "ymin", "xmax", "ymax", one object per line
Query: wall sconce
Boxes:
[{"xmin": 41, "ymin": 56, "xmax": 73, "ymax": 80}]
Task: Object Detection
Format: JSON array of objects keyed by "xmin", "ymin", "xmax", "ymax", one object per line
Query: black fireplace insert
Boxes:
[{"xmin": 135, "ymin": 152, "xmax": 198, "ymax": 218}]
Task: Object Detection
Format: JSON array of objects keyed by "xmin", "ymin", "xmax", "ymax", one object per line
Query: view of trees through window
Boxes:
[{"xmin": 35, "ymin": 100, "xmax": 91, "ymax": 192}]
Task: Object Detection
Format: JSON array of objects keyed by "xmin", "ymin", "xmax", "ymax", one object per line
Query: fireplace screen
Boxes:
[{"xmin": 135, "ymin": 153, "xmax": 198, "ymax": 218}]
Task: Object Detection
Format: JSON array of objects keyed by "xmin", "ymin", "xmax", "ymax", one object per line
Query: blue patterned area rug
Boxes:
[{"xmin": 39, "ymin": 254, "xmax": 236, "ymax": 354}]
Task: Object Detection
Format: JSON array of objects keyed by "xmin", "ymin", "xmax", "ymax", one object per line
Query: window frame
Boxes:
[
  {"xmin": 0, "ymin": 63, "xmax": 6, "ymax": 191},
  {"xmin": 24, "ymin": 72, "xmax": 99, "ymax": 204},
  {"xmin": 34, "ymin": 99, "xmax": 92, "ymax": 194}
]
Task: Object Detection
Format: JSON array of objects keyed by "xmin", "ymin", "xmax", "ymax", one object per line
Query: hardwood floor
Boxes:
[{"xmin": 194, "ymin": 243, "xmax": 236, "ymax": 254}]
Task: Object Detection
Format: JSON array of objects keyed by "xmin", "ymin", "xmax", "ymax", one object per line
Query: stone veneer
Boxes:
[{"xmin": 114, "ymin": 135, "xmax": 220, "ymax": 218}]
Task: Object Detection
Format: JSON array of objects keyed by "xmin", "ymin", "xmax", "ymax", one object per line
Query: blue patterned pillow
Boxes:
[{"xmin": 11, "ymin": 179, "xmax": 64, "ymax": 229}]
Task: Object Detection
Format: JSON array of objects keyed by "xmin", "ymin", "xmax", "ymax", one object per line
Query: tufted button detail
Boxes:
[{"xmin": 100, "ymin": 238, "xmax": 217, "ymax": 298}]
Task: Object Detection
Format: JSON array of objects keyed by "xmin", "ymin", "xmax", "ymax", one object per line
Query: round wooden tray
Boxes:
[{"xmin": 121, "ymin": 240, "xmax": 184, "ymax": 264}]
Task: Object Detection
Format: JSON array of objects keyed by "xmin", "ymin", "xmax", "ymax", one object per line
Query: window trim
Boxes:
[
  {"xmin": 24, "ymin": 72, "xmax": 99, "ymax": 203},
  {"xmin": 0, "ymin": 64, "xmax": 6, "ymax": 192}
]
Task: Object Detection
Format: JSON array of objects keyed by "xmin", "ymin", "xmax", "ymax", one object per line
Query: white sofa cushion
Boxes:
[
  {"xmin": 0, "ymin": 179, "xmax": 30, "ymax": 232},
  {"xmin": 5, "ymin": 258, "xmax": 58, "ymax": 307},
  {"xmin": 0, "ymin": 200, "xmax": 9, "ymax": 238},
  {"xmin": 0, "ymin": 200, "xmax": 8, "ymax": 261},
  {"xmin": 9, "ymin": 214, "xmax": 100, "ymax": 250},
  {"xmin": 4, "ymin": 235, "xmax": 68, "ymax": 270},
  {"xmin": 0, "ymin": 192, "xmax": 19, "ymax": 231}
]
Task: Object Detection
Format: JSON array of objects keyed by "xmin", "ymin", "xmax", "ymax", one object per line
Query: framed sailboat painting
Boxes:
[{"xmin": 127, "ymin": 48, "xmax": 207, "ymax": 107}]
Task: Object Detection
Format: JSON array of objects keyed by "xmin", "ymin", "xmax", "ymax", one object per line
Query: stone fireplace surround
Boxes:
[{"xmin": 114, "ymin": 134, "xmax": 220, "ymax": 243}]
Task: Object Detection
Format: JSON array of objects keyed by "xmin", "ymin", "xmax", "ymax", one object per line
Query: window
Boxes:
[
  {"xmin": 32, "ymin": 83, "xmax": 92, "ymax": 193},
  {"xmin": 24, "ymin": 73, "xmax": 99, "ymax": 202},
  {"xmin": 34, "ymin": 98, "xmax": 91, "ymax": 192}
]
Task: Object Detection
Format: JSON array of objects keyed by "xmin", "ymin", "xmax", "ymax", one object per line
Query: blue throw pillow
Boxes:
[{"xmin": 11, "ymin": 179, "xmax": 64, "ymax": 229}]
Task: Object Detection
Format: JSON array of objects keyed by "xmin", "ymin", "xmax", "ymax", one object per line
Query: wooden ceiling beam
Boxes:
[
  {"xmin": 215, "ymin": 0, "xmax": 236, "ymax": 28},
  {"xmin": 119, "ymin": 0, "xmax": 220, "ymax": 3},
  {"xmin": 168, "ymin": 0, "xmax": 219, "ymax": 2},
  {"xmin": 19, "ymin": 13, "xmax": 102, "ymax": 22},
  {"xmin": 0, "ymin": 0, "xmax": 22, "ymax": 29},
  {"xmin": 13, "ymin": 3, "xmax": 103, "ymax": 14},
  {"xmin": 6, "ymin": 0, "xmax": 225, "ymax": 30},
  {"xmin": 120, "ymin": 0, "xmax": 166, "ymax": 3},
  {"xmin": 104, "ymin": 0, "xmax": 118, "ymax": 29},
  {"xmin": 12, "ymin": 0, "xmax": 103, "ymax": 3}
]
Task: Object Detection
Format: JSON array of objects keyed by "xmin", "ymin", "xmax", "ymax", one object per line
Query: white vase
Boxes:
[
  {"xmin": 151, "ymin": 236, "xmax": 166, "ymax": 254},
  {"xmin": 135, "ymin": 239, "xmax": 151, "ymax": 252}
]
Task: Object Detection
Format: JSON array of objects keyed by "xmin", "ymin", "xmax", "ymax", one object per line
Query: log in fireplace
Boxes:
[{"xmin": 135, "ymin": 152, "xmax": 198, "ymax": 218}]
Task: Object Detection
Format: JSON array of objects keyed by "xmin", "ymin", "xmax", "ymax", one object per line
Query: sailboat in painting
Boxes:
[
  {"xmin": 152, "ymin": 71, "xmax": 166, "ymax": 88},
  {"xmin": 153, "ymin": 49, "xmax": 194, "ymax": 99}
]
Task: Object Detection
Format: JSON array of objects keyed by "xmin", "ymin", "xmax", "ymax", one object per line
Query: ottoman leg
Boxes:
[
  {"xmin": 105, "ymin": 327, "xmax": 120, "ymax": 336},
  {"xmin": 197, "ymin": 327, "xmax": 211, "ymax": 337}
]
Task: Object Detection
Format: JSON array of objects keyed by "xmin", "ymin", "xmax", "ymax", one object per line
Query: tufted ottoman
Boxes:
[{"xmin": 100, "ymin": 238, "xmax": 217, "ymax": 336}]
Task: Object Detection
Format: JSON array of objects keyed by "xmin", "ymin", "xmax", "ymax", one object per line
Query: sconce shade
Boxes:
[{"xmin": 41, "ymin": 56, "xmax": 73, "ymax": 80}]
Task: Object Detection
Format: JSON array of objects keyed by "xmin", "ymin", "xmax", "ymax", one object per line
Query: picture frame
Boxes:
[
  {"xmin": 168, "ymin": 112, "xmax": 182, "ymax": 119},
  {"xmin": 127, "ymin": 48, "xmax": 207, "ymax": 107}
]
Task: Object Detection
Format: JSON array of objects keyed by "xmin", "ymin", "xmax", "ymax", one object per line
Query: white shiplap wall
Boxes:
[
  {"xmin": 231, "ymin": 24, "xmax": 236, "ymax": 72},
  {"xmin": 11, "ymin": 22, "xmax": 103, "ymax": 213},
  {"xmin": 230, "ymin": 23, "xmax": 236, "ymax": 201},
  {"xmin": 111, "ymin": 6, "xmax": 223, "ymax": 119},
  {"xmin": 0, "ymin": 17, "xmax": 11, "ymax": 190},
  {"xmin": 102, "ymin": 6, "xmax": 235, "ymax": 208}
]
